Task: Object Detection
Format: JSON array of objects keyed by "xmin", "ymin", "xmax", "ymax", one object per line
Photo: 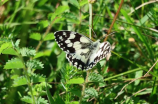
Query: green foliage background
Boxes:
[{"xmin": 0, "ymin": 0, "xmax": 158, "ymax": 104}]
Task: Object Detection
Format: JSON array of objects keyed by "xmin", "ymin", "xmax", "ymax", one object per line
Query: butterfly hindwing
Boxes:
[
  {"xmin": 83, "ymin": 42, "xmax": 111, "ymax": 70},
  {"xmin": 94, "ymin": 42, "xmax": 111, "ymax": 63}
]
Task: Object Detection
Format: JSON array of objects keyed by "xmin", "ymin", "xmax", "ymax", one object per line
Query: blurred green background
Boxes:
[{"xmin": 0, "ymin": 0, "xmax": 158, "ymax": 104}]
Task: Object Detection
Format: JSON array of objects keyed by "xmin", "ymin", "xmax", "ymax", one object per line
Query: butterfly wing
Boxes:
[
  {"xmin": 87, "ymin": 41, "xmax": 111, "ymax": 69},
  {"xmin": 94, "ymin": 41, "xmax": 111, "ymax": 62},
  {"xmin": 54, "ymin": 30, "xmax": 93, "ymax": 70},
  {"xmin": 54, "ymin": 30, "xmax": 93, "ymax": 53},
  {"xmin": 66, "ymin": 53, "xmax": 87, "ymax": 70}
]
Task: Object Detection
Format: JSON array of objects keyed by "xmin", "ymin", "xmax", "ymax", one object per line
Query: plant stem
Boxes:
[
  {"xmin": 104, "ymin": 0, "xmax": 124, "ymax": 41},
  {"xmin": 36, "ymin": 17, "xmax": 58, "ymax": 52},
  {"xmin": 89, "ymin": 3, "xmax": 93, "ymax": 39},
  {"xmin": 18, "ymin": 54, "xmax": 36, "ymax": 104}
]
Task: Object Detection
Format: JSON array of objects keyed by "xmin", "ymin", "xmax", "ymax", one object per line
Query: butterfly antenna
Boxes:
[
  {"xmin": 91, "ymin": 28, "xmax": 97, "ymax": 37},
  {"xmin": 107, "ymin": 31, "xmax": 115, "ymax": 36},
  {"xmin": 100, "ymin": 31, "xmax": 115, "ymax": 40}
]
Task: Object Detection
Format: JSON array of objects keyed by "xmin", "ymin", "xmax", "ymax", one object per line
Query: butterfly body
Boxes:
[{"xmin": 54, "ymin": 30, "xmax": 111, "ymax": 70}]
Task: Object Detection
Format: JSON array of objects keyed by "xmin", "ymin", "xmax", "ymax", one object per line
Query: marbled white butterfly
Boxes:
[{"xmin": 54, "ymin": 30, "xmax": 111, "ymax": 70}]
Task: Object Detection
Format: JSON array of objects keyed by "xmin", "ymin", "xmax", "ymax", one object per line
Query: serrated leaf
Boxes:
[
  {"xmin": 21, "ymin": 96, "xmax": 32, "ymax": 103},
  {"xmin": 4, "ymin": 58, "xmax": 24, "ymax": 69},
  {"xmin": 99, "ymin": 82, "xmax": 106, "ymax": 87},
  {"xmin": 13, "ymin": 76, "xmax": 27, "ymax": 87},
  {"xmin": 31, "ymin": 74, "xmax": 45, "ymax": 83},
  {"xmin": 43, "ymin": 33, "xmax": 55, "ymax": 41},
  {"xmin": 67, "ymin": 77, "xmax": 84, "ymax": 84},
  {"xmin": 84, "ymin": 88, "xmax": 98, "ymax": 98},
  {"xmin": 20, "ymin": 47, "xmax": 36, "ymax": 57},
  {"xmin": 29, "ymin": 33, "xmax": 41, "ymax": 41},
  {"xmin": 88, "ymin": 72, "xmax": 104, "ymax": 83},
  {"xmin": 69, "ymin": 0, "xmax": 80, "ymax": 9},
  {"xmin": 13, "ymin": 74, "xmax": 45, "ymax": 87},
  {"xmin": 2, "ymin": 48, "xmax": 17, "ymax": 55},
  {"xmin": 37, "ymin": 97, "xmax": 49, "ymax": 104},
  {"xmin": 15, "ymin": 39, "xmax": 20, "ymax": 47},
  {"xmin": 0, "ymin": 42, "xmax": 12, "ymax": 54},
  {"xmin": 0, "ymin": 37, "xmax": 11, "ymax": 44},
  {"xmin": 26, "ymin": 60, "xmax": 44, "ymax": 70}
]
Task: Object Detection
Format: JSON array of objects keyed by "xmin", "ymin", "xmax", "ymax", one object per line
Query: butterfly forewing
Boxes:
[
  {"xmin": 66, "ymin": 53, "xmax": 87, "ymax": 70},
  {"xmin": 54, "ymin": 31, "xmax": 92, "ymax": 53}
]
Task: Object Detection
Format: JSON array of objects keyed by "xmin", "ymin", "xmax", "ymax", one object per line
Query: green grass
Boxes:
[{"xmin": 0, "ymin": 0, "xmax": 158, "ymax": 104}]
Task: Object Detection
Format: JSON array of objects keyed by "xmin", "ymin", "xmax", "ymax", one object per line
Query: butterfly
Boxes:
[{"xmin": 54, "ymin": 30, "xmax": 112, "ymax": 70}]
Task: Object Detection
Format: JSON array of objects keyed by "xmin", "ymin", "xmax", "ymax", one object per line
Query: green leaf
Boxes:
[
  {"xmin": 69, "ymin": 0, "xmax": 80, "ymax": 9},
  {"xmin": 2, "ymin": 48, "xmax": 17, "ymax": 55},
  {"xmin": 54, "ymin": 6, "xmax": 69, "ymax": 16},
  {"xmin": 57, "ymin": 52, "xmax": 66, "ymax": 70},
  {"xmin": 88, "ymin": 72, "xmax": 104, "ymax": 83},
  {"xmin": 29, "ymin": 33, "xmax": 41, "ymax": 41},
  {"xmin": 67, "ymin": 77, "xmax": 84, "ymax": 84},
  {"xmin": 79, "ymin": 0, "xmax": 88, "ymax": 7},
  {"xmin": 51, "ymin": 5, "xmax": 69, "ymax": 21},
  {"xmin": 43, "ymin": 33, "xmax": 55, "ymax": 41},
  {"xmin": 4, "ymin": 58, "xmax": 24, "ymax": 69},
  {"xmin": 38, "ymin": 20, "xmax": 49, "ymax": 29},
  {"xmin": 49, "ymin": 6, "xmax": 69, "ymax": 20},
  {"xmin": 37, "ymin": 0, "xmax": 48, "ymax": 6},
  {"xmin": 15, "ymin": 39, "xmax": 20, "ymax": 47},
  {"xmin": 134, "ymin": 70, "xmax": 143, "ymax": 86},
  {"xmin": 33, "ymin": 50, "xmax": 51, "ymax": 59},
  {"xmin": 21, "ymin": 96, "xmax": 32, "ymax": 103},
  {"xmin": 37, "ymin": 97, "xmax": 49, "ymax": 104},
  {"xmin": 0, "ymin": 42, "xmax": 12, "ymax": 54},
  {"xmin": 70, "ymin": 88, "xmax": 81, "ymax": 97},
  {"xmin": 13, "ymin": 76, "xmax": 27, "ymax": 87},
  {"xmin": 31, "ymin": 74, "xmax": 45, "ymax": 83},
  {"xmin": 20, "ymin": 47, "xmax": 36, "ymax": 57},
  {"xmin": 13, "ymin": 74, "xmax": 45, "ymax": 87},
  {"xmin": 62, "ymin": 12, "xmax": 79, "ymax": 24},
  {"xmin": 26, "ymin": 60, "xmax": 44, "ymax": 70},
  {"xmin": 69, "ymin": 101, "xmax": 79, "ymax": 104},
  {"xmin": 54, "ymin": 95, "xmax": 65, "ymax": 104},
  {"xmin": 84, "ymin": 88, "xmax": 98, "ymax": 98}
]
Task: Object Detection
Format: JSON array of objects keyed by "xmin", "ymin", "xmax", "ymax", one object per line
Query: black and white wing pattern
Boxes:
[{"xmin": 54, "ymin": 30, "xmax": 111, "ymax": 70}]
